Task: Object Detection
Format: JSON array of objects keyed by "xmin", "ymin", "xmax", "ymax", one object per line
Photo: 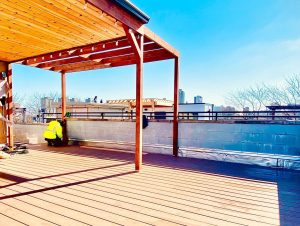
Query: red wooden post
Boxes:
[
  {"xmin": 61, "ymin": 71, "xmax": 66, "ymax": 120},
  {"xmin": 135, "ymin": 35, "xmax": 144, "ymax": 171},
  {"xmin": 173, "ymin": 57, "xmax": 179, "ymax": 156},
  {"xmin": 6, "ymin": 63, "xmax": 14, "ymax": 147}
]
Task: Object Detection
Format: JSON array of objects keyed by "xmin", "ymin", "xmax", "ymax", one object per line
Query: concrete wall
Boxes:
[
  {"xmin": 67, "ymin": 120, "xmax": 300, "ymax": 156},
  {"xmin": 66, "ymin": 119, "xmax": 300, "ymax": 170},
  {"xmin": 13, "ymin": 120, "xmax": 300, "ymax": 169},
  {"xmin": 14, "ymin": 124, "xmax": 47, "ymax": 144},
  {"xmin": 179, "ymin": 122, "xmax": 300, "ymax": 156},
  {"xmin": 67, "ymin": 120, "xmax": 173, "ymax": 146}
]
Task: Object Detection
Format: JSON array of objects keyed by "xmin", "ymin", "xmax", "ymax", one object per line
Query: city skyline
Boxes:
[{"xmin": 12, "ymin": 0, "xmax": 300, "ymax": 105}]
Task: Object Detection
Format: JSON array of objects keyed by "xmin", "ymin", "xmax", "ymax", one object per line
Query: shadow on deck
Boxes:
[{"xmin": 0, "ymin": 144, "xmax": 299, "ymax": 226}]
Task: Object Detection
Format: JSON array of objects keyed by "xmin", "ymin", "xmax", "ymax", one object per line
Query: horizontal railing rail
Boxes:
[{"xmin": 40, "ymin": 110, "xmax": 300, "ymax": 122}]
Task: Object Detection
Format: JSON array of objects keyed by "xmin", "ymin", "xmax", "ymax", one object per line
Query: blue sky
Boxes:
[{"xmin": 12, "ymin": 0, "xmax": 300, "ymax": 105}]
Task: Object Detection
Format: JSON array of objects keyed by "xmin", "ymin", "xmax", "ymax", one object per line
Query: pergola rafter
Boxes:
[{"xmin": 0, "ymin": 0, "xmax": 179, "ymax": 170}]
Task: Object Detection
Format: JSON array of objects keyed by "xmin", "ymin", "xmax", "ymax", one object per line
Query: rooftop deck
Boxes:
[{"xmin": 0, "ymin": 145, "xmax": 299, "ymax": 226}]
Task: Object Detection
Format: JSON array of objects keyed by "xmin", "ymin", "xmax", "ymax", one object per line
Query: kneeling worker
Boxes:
[{"xmin": 43, "ymin": 120, "xmax": 63, "ymax": 146}]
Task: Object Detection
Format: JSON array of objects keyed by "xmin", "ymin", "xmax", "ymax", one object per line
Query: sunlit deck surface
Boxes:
[{"xmin": 0, "ymin": 145, "xmax": 299, "ymax": 226}]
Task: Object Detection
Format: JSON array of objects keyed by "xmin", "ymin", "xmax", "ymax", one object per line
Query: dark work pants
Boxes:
[{"xmin": 45, "ymin": 136, "xmax": 62, "ymax": 147}]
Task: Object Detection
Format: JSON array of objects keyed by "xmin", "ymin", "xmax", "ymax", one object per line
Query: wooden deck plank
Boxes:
[
  {"xmin": 1, "ymin": 155, "xmax": 298, "ymax": 219},
  {"xmin": 1, "ymin": 162, "xmax": 276, "ymax": 225},
  {"xmin": 8, "ymin": 151, "xmax": 281, "ymax": 192},
  {"xmin": 0, "ymin": 213, "xmax": 27, "ymax": 226},
  {"xmin": 0, "ymin": 157, "xmax": 286, "ymax": 208},
  {"xmin": 0, "ymin": 200, "xmax": 57, "ymax": 226},
  {"xmin": 0, "ymin": 193, "xmax": 90, "ymax": 226},
  {"xmin": 1, "ymin": 145, "xmax": 300, "ymax": 226}
]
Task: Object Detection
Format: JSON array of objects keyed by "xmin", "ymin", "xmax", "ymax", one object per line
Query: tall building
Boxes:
[
  {"xmin": 179, "ymin": 89, "xmax": 185, "ymax": 104},
  {"xmin": 41, "ymin": 97, "xmax": 54, "ymax": 110},
  {"xmin": 194, "ymin": 95, "xmax": 203, "ymax": 103}
]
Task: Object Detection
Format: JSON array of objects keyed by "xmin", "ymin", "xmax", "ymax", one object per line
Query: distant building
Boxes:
[
  {"xmin": 107, "ymin": 98, "xmax": 173, "ymax": 112},
  {"xmin": 179, "ymin": 103, "xmax": 213, "ymax": 120},
  {"xmin": 41, "ymin": 97, "xmax": 55, "ymax": 113},
  {"xmin": 85, "ymin": 98, "xmax": 92, "ymax": 103},
  {"xmin": 69, "ymin": 98, "xmax": 80, "ymax": 103},
  {"xmin": 179, "ymin": 89, "xmax": 185, "ymax": 104},
  {"xmin": 107, "ymin": 98, "xmax": 174, "ymax": 120},
  {"xmin": 194, "ymin": 95, "xmax": 203, "ymax": 104}
]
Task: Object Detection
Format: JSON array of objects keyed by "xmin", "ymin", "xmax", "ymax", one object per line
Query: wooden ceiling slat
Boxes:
[
  {"xmin": 0, "ymin": 19, "xmax": 73, "ymax": 49},
  {"xmin": 0, "ymin": 0, "xmax": 127, "ymax": 61},
  {"xmin": 59, "ymin": 0, "xmax": 124, "ymax": 36},
  {"xmin": 37, "ymin": 0, "xmax": 123, "ymax": 38},
  {"xmin": 0, "ymin": 30, "xmax": 59, "ymax": 52},
  {"xmin": 0, "ymin": 0, "xmax": 178, "ymax": 66},
  {"xmin": 16, "ymin": 0, "xmax": 115, "ymax": 40},
  {"xmin": 0, "ymin": 50, "xmax": 26, "ymax": 62},
  {"xmin": 0, "ymin": 2, "xmax": 98, "ymax": 45}
]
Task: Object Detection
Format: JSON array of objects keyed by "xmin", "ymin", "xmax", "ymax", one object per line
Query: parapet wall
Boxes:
[
  {"xmin": 180, "ymin": 122, "xmax": 300, "ymax": 156},
  {"xmin": 67, "ymin": 119, "xmax": 300, "ymax": 169},
  {"xmin": 67, "ymin": 119, "xmax": 300, "ymax": 156},
  {"xmin": 14, "ymin": 124, "xmax": 47, "ymax": 144},
  {"xmin": 14, "ymin": 120, "xmax": 300, "ymax": 169}
]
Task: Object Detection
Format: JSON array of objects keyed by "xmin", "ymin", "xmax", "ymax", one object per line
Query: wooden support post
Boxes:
[
  {"xmin": 6, "ymin": 63, "xmax": 14, "ymax": 147},
  {"xmin": 61, "ymin": 71, "xmax": 66, "ymax": 121},
  {"xmin": 135, "ymin": 35, "xmax": 144, "ymax": 171},
  {"xmin": 173, "ymin": 57, "xmax": 179, "ymax": 157},
  {"xmin": 124, "ymin": 25, "xmax": 144, "ymax": 171},
  {"xmin": 61, "ymin": 71, "xmax": 68, "ymax": 145}
]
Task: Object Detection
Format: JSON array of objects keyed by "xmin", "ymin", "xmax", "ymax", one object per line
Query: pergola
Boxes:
[{"xmin": 0, "ymin": 0, "xmax": 179, "ymax": 170}]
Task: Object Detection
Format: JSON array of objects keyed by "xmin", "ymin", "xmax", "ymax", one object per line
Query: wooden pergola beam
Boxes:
[
  {"xmin": 123, "ymin": 25, "xmax": 142, "ymax": 59},
  {"xmin": 87, "ymin": 0, "xmax": 146, "ymax": 32},
  {"xmin": 53, "ymin": 49, "xmax": 172, "ymax": 73},
  {"xmin": 144, "ymin": 27, "xmax": 179, "ymax": 57},
  {"xmin": 64, "ymin": 53, "xmax": 173, "ymax": 73},
  {"xmin": 36, "ymin": 42, "xmax": 162, "ymax": 70},
  {"xmin": 37, "ymin": 47, "xmax": 133, "ymax": 69},
  {"xmin": 17, "ymin": 37, "xmax": 129, "ymax": 65}
]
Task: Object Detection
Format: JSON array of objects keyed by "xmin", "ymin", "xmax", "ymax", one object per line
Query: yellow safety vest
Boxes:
[{"xmin": 43, "ymin": 121, "xmax": 63, "ymax": 139}]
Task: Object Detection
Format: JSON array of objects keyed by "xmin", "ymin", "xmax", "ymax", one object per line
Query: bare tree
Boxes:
[
  {"xmin": 226, "ymin": 75, "xmax": 300, "ymax": 110},
  {"xmin": 265, "ymin": 85, "xmax": 292, "ymax": 106},
  {"xmin": 13, "ymin": 92, "xmax": 25, "ymax": 106},
  {"xmin": 247, "ymin": 85, "xmax": 269, "ymax": 110},
  {"xmin": 225, "ymin": 90, "xmax": 248, "ymax": 110},
  {"xmin": 24, "ymin": 92, "xmax": 44, "ymax": 116},
  {"xmin": 285, "ymin": 74, "xmax": 300, "ymax": 105}
]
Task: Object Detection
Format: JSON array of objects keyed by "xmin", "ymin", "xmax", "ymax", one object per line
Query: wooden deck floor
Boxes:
[{"xmin": 0, "ymin": 145, "xmax": 299, "ymax": 226}]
